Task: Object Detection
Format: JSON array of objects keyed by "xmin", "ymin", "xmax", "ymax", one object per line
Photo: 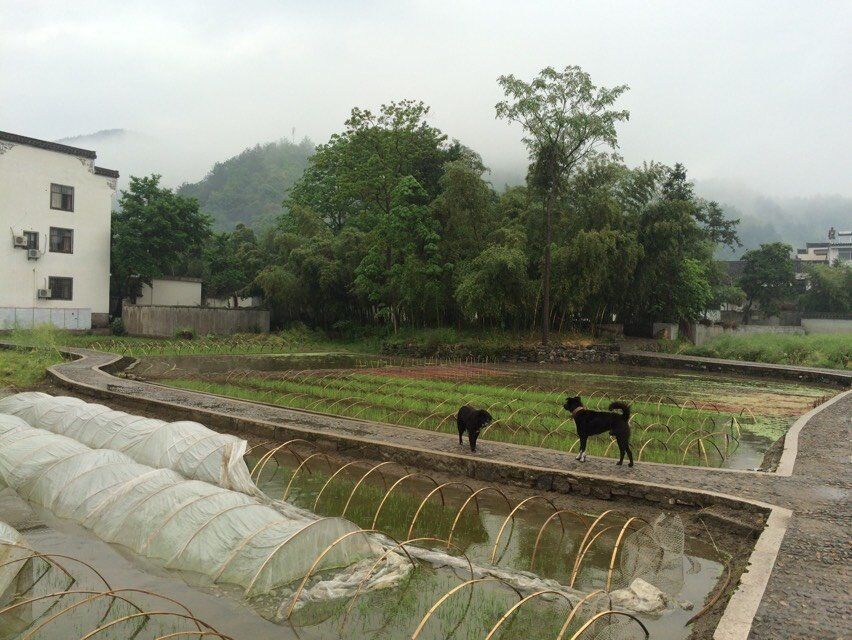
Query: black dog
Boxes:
[
  {"xmin": 456, "ymin": 405, "xmax": 492, "ymax": 452},
  {"xmin": 563, "ymin": 396, "xmax": 634, "ymax": 467}
]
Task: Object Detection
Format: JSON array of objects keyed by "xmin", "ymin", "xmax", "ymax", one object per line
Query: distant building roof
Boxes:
[{"xmin": 0, "ymin": 130, "xmax": 118, "ymax": 177}]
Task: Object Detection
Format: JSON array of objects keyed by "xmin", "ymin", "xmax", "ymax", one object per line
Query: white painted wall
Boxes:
[
  {"xmin": 135, "ymin": 279, "xmax": 202, "ymax": 307},
  {"xmin": 0, "ymin": 142, "xmax": 114, "ymax": 325}
]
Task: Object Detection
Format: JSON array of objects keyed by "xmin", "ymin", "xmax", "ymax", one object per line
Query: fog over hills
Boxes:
[{"xmin": 57, "ymin": 129, "xmax": 849, "ymax": 250}]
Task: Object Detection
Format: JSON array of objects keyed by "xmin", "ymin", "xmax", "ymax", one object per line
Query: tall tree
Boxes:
[
  {"xmin": 111, "ymin": 175, "xmax": 211, "ymax": 311},
  {"xmin": 739, "ymin": 243, "xmax": 795, "ymax": 323},
  {"xmin": 288, "ymin": 100, "xmax": 460, "ymax": 232},
  {"xmin": 496, "ymin": 65, "xmax": 629, "ymax": 343}
]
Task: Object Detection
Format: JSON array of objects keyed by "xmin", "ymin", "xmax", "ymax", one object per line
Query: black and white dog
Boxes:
[
  {"xmin": 456, "ymin": 405, "xmax": 492, "ymax": 452},
  {"xmin": 563, "ymin": 396, "xmax": 634, "ymax": 467}
]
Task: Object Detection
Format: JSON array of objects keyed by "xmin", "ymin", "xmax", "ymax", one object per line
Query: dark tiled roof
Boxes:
[
  {"xmin": 94, "ymin": 166, "xmax": 119, "ymax": 178},
  {"xmin": 0, "ymin": 130, "xmax": 96, "ymax": 159}
]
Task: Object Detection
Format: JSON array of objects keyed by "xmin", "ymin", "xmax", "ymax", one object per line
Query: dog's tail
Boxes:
[{"xmin": 608, "ymin": 401, "xmax": 631, "ymax": 422}]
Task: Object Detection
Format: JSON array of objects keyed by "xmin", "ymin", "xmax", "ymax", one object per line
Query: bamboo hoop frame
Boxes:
[
  {"xmin": 410, "ymin": 577, "xmax": 524, "ymax": 640},
  {"xmin": 489, "ymin": 495, "xmax": 560, "ymax": 563},
  {"xmin": 407, "ymin": 482, "xmax": 473, "ymax": 539},
  {"xmin": 371, "ymin": 472, "xmax": 444, "ymax": 529},
  {"xmin": 568, "ymin": 610, "xmax": 649, "ymax": 639},
  {"xmin": 484, "ymin": 589, "xmax": 575, "ymax": 640}
]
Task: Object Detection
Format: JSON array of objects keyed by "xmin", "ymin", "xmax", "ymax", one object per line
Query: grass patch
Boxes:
[
  {"xmin": 678, "ymin": 333, "xmax": 851, "ymax": 370},
  {"xmin": 0, "ymin": 347, "xmax": 64, "ymax": 389},
  {"xmin": 3, "ymin": 325, "xmax": 380, "ymax": 357}
]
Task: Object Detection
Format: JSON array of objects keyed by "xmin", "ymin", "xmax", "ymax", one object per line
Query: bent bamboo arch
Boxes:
[
  {"xmin": 341, "ymin": 460, "xmax": 408, "ymax": 518},
  {"xmin": 407, "ymin": 482, "xmax": 474, "ymax": 539},
  {"xmin": 340, "ymin": 537, "xmax": 471, "ymax": 626},
  {"xmin": 446, "ymin": 486, "xmax": 513, "ymax": 547},
  {"xmin": 484, "ymin": 589, "xmax": 575, "ymax": 640},
  {"xmin": 410, "ymin": 577, "xmax": 524, "ymax": 640},
  {"xmin": 489, "ymin": 495, "xmax": 561, "ymax": 563},
  {"xmin": 568, "ymin": 610, "xmax": 649, "ymax": 639},
  {"xmin": 371, "ymin": 472, "xmax": 444, "ymax": 529},
  {"xmin": 281, "ymin": 528, "xmax": 412, "ymax": 620}
]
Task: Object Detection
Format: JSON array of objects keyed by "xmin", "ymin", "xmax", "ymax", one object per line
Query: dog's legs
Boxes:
[
  {"xmin": 615, "ymin": 434, "xmax": 633, "ymax": 467},
  {"xmin": 576, "ymin": 435, "xmax": 587, "ymax": 462},
  {"xmin": 458, "ymin": 421, "xmax": 463, "ymax": 446}
]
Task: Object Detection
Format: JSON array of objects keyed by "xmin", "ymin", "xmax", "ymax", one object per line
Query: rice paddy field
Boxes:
[{"xmin": 130, "ymin": 354, "xmax": 834, "ymax": 470}]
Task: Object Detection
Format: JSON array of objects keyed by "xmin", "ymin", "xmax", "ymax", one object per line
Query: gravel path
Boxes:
[{"xmin": 46, "ymin": 348, "xmax": 852, "ymax": 639}]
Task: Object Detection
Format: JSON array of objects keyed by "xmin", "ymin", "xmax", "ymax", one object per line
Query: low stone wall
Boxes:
[
  {"xmin": 122, "ymin": 304, "xmax": 270, "ymax": 337},
  {"xmin": 381, "ymin": 341, "xmax": 620, "ymax": 363}
]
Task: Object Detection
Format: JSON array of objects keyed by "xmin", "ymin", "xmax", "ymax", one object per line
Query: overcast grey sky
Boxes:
[{"xmin": 2, "ymin": 0, "xmax": 850, "ymax": 196}]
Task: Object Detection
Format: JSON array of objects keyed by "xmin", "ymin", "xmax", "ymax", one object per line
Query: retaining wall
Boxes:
[
  {"xmin": 122, "ymin": 304, "xmax": 270, "ymax": 336},
  {"xmin": 0, "ymin": 307, "xmax": 92, "ymax": 330}
]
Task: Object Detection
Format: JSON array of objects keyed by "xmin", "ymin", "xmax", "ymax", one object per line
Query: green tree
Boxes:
[
  {"xmin": 496, "ymin": 65, "xmax": 630, "ymax": 344},
  {"xmin": 738, "ymin": 243, "xmax": 795, "ymax": 323},
  {"xmin": 111, "ymin": 175, "xmax": 211, "ymax": 310},
  {"xmin": 288, "ymin": 100, "xmax": 460, "ymax": 232},
  {"xmin": 799, "ymin": 262, "xmax": 852, "ymax": 312},
  {"xmin": 353, "ymin": 177, "xmax": 443, "ymax": 331},
  {"xmin": 455, "ymin": 244, "xmax": 533, "ymax": 326},
  {"xmin": 203, "ymin": 224, "xmax": 263, "ymax": 306}
]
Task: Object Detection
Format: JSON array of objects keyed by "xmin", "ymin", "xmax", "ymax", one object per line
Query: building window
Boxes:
[
  {"xmin": 48, "ymin": 277, "xmax": 73, "ymax": 300},
  {"xmin": 23, "ymin": 231, "xmax": 39, "ymax": 250},
  {"xmin": 838, "ymin": 249, "xmax": 852, "ymax": 260},
  {"xmin": 50, "ymin": 183, "xmax": 74, "ymax": 211},
  {"xmin": 49, "ymin": 227, "xmax": 74, "ymax": 253}
]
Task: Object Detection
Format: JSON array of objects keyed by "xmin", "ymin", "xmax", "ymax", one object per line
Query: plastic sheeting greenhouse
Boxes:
[
  {"xmin": 0, "ymin": 392, "xmax": 256, "ymax": 494},
  {"xmin": 0, "ymin": 413, "xmax": 384, "ymax": 596}
]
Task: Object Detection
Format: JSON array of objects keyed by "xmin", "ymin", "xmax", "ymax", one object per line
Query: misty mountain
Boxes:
[
  {"xmin": 56, "ymin": 128, "xmax": 212, "ymax": 196},
  {"xmin": 696, "ymin": 179, "xmax": 851, "ymax": 257},
  {"xmin": 177, "ymin": 138, "xmax": 314, "ymax": 230}
]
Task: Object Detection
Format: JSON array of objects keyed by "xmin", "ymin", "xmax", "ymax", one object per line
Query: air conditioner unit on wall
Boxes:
[
  {"xmin": 27, "ymin": 249, "xmax": 40, "ymax": 260},
  {"xmin": 13, "ymin": 235, "xmax": 27, "ymax": 248},
  {"xmin": 37, "ymin": 288, "xmax": 51, "ymax": 299}
]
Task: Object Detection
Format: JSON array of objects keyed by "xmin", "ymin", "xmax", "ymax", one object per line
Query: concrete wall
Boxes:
[
  {"xmin": 801, "ymin": 318, "xmax": 852, "ymax": 334},
  {"xmin": 0, "ymin": 142, "xmax": 114, "ymax": 315},
  {"xmin": 136, "ymin": 279, "xmax": 202, "ymax": 307},
  {"xmin": 0, "ymin": 306, "xmax": 92, "ymax": 330},
  {"xmin": 122, "ymin": 304, "xmax": 270, "ymax": 336}
]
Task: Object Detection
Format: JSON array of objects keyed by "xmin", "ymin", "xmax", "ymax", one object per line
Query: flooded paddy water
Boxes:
[
  {"xmin": 0, "ymin": 389, "xmax": 746, "ymax": 640},
  {"xmin": 130, "ymin": 353, "xmax": 834, "ymax": 470}
]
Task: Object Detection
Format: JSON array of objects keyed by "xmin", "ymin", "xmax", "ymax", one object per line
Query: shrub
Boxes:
[{"xmin": 110, "ymin": 318, "xmax": 126, "ymax": 336}]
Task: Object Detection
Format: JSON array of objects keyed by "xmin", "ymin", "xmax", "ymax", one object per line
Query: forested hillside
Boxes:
[{"xmin": 177, "ymin": 138, "xmax": 314, "ymax": 230}]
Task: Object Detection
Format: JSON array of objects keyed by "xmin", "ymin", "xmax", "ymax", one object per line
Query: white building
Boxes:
[
  {"xmin": 826, "ymin": 227, "xmax": 852, "ymax": 265},
  {"xmin": 133, "ymin": 277, "xmax": 202, "ymax": 307},
  {"xmin": 0, "ymin": 131, "xmax": 118, "ymax": 329}
]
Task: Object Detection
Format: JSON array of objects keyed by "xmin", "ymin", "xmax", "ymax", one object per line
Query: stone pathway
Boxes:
[{"xmin": 43, "ymin": 348, "xmax": 852, "ymax": 639}]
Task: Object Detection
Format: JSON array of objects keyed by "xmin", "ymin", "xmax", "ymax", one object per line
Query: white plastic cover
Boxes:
[
  {"xmin": 0, "ymin": 518, "xmax": 30, "ymax": 599},
  {"xmin": 0, "ymin": 415, "xmax": 380, "ymax": 595},
  {"xmin": 0, "ymin": 393, "xmax": 255, "ymax": 494}
]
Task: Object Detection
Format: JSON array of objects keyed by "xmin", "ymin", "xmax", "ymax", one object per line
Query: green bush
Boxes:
[
  {"xmin": 110, "ymin": 318, "xmax": 126, "ymax": 336},
  {"xmin": 684, "ymin": 333, "xmax": 851, "ymax": 369}
]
